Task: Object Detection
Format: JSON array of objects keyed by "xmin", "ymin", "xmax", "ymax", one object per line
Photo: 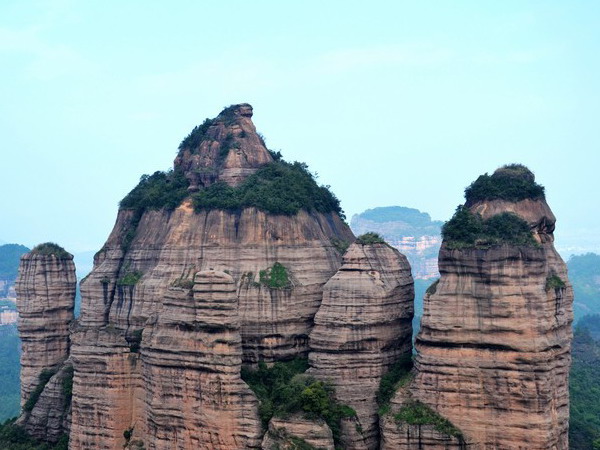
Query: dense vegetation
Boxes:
[
  {"xmin": 0, "ymin": 325, "xmax": 20, "ymax": 421},
  {"xmin": 120, "ymin": 170, "xmax": 190, "ymax": 212},
  {"xmin": 394, "ymin": 400, "xmax": 463, "ymax": 438},
  {"xmin": 178, "ymin": 118, "xmax": 213, "ymax": 151},
  {"xmin": 193, "ymin": 160, "xmax": 344, "ymax": 218},
  {"xmin": 30, "ymin": 243, "xmax": 70, "ymax": 259},
  {"xmin": 376, "ymin": 355, "xmax": 413, "ymax": 413},
  {"xmin": 351, "ymin": 206, "xmax": 442, "ymax": 240},
  {"xmin": 442, "ymin": 207, "xmax": 537, "ymax": 249},
  {"xmin": 23, "ymin": 368, "xmax": 57, "ymax": 412},
  {"xmin": 259, "ymin": 263, "xmax": 291, "ymax": 289},
  {"xmin": 464, "ymin": 164, "xmax": 545, "ymax": 205},
  {"xmin": 568, "ymin": 253, "xmax": 600, "ymax": 321},
  {"xmin": 570, "ymin": 319, "xmax": 600, "ymax": 450},
  {"xmin": 241, "ymin": 359, "xmax": 356, "ymax": 445},
  {"xmin": 0, "ymin": 244, "xmax": 30, "ymax": 282},
  {"xmin": 0, "ymin": 420, "xmax": 68, "ymax": 450},
  {"xmin": 355, "ymin": 232, "xmax": 387, "ymax": 245}
]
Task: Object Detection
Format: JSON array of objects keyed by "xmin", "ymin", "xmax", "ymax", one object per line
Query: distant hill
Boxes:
[
  {"xmin": 351, "ymin": 206, "xmax": 442, "ymax": 279},
  {"xmin": 568, "ymin": 253, "xmax": 600, "ymax": 321},
  {"xmin": 570, "ymin": 316, "xmax": 600, "ymax": 449},
  {"xmin": 0, "ymin": 244, "xmax": 30, "ymax": 298}
]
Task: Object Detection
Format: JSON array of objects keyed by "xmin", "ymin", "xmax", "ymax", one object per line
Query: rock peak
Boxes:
[{"xmin": 174, "ymin": 104, "xmax": 272, "ymax": 189}]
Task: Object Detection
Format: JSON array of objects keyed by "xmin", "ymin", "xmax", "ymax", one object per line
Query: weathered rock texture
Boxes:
[
  {"xmin": 140, "ymin": 270, "xmax": 262, "ymax": 449},
  {"xmin": 309, "ymin": 242, "xmax": 414, "ymax": 449},
  {"xmin": 69, "ymin": 105, "xmax": 354, "ymax": 449},
  {"xmin": 15, "ymin": 248, "xmax": 76, "ymax": 407},
  {"xmin": 383, "ymin": 193, "xmax": 573, "ymax": 448},
  {"xmin": 261, "ymin": 415, "xmax": 334, "ymax": 450},
  {"xmin": 174, "ymin": 103, "xmax": 273, "ymax": 189},
  {"xmin": 16, "ymin": 363, "xmax": 73, "ymax": 443},
  {"xmin": 380, "ymin": 384, "xmax": 464, "ymax": 449}
]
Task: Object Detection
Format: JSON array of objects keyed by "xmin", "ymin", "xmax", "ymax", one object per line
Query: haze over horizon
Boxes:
[{"xmin": 1, "ymin": 1, "xmax": 598, "ymax": 257}]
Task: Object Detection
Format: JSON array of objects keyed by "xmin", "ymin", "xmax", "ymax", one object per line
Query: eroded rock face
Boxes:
[
  {"xmin": 140, "ymin": 270, "xmax": 262, "ymax": 449},
  {"xmin": 383, "ymin": 193, "xmax": 573, "ymax": 449},
  {"xmin": 261, "ymin": 415, "xmax": 335, "ymax": 450},
  {"xmin": 16, "ymin": 363, "xmax": 73, "ymax": 444},
  {"xmin": 15, "ymin": 249, "xmax": 76, "ymax": 407},
  {"xmin": 309, "ymin": 242, "xmax": 414, "ymax": 449},
  {"xmin": 70, "ymin": 104, "xmax": 354, "ymax": 448},
  {"xmin": 174, "ymin": 103, "xmax": 273, "ymax": 189}
]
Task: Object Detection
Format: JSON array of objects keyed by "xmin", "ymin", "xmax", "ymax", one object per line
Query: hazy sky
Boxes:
[{"xmin": 1, "ymin": 0, "xmax": 598, "ymax": 256}]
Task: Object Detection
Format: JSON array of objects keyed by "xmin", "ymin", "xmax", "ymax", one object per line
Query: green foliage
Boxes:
[
  {"xmin": 179, "ymin": 118, "xmax": 213, "ymax": 150},
  {"xmin": 192, "ymin": 159, "xmax": 344, "ymax": 219},
  {"xmin": 128, "ymin": 329, "xmax": 143, "ymax": 353},
  {"xmin": 0, "ymin": 325, "xmax": 20, "ymax": 421},
  {"xmin": 464, "ymin": 164, "xmax": 545, "ymax": 204},
  {"xmin": 117, "ymin": 271, "xmax": 143, "ymax": 286},
  {"xmin": 24, "ymin": 368, "xmax": 57, "ymax": 412},
  {"xmin": 0, "ymin": 420, "xmax": 68, "ymax": 449},
  {"xmin": 569, "ymin": 323, "xmax": 600, "ymax": 449},
  {"xmin": 355, "ymin": 232, "xmax": 386, "ymax": 245},
  {"xmin": 376, "ymin": 356, "xmax": 413, "ymax": 412},
  {"xmin": 442, "ymin": 207, "xmax": 537, "ymax": 249},
  {"xmin": 0, "ymin": 244, "xmax": 30, "ymax": 281},
  {"xmin": 30, "ymin": 243, "xmax": 70, "ymax": 259},
  {"xmin": 330, "ymin": 238, "xmax": 350, "ymax": 255},
  {"xmin": 62, "ymin": 366, "xmax": 73, "ymax": 405},
  {"xmin": 259, "ymin": 263, "xmax": 291, "ymax": 289},
  {"xmin": 241, "ymin": 359, "xmax": 355, "ymax": 445},
  {"xmin": 394, "ymin": 400, "xmax": 463, "ymax": 437},
  {"xmin": 546, "ymin": 274, "xmax": 566, "ymax": 291},
  {"xmin": 120, "ymin": 170, "xmax": 190, "ymax": 212},
  {"xmin": 425, "ymin": 279, "xmax": 439, "ymax": 296}
]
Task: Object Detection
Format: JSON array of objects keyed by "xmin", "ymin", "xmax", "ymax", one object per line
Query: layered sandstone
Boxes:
[
  {"xmin": 69, "ymin": 104, "xmax": 354, "ymax": 448},
  {"xmin": 261, "ymin": 415, "xmax": 335, "ymax": 450},
  {"xmin": 309, "ymin": 242, "xmax": 414, "ymax": 449},
  {"xmin": 383, "ymin": 169, "xmax": 573, "ymax": 449},
  {"xmin": 140, "ymin": 270, "xmax": 262, "ymax": 449},
  {"xmin": 16, "ymin": 362, "xmax": 73, "ymax": 443},
  {"xmin": 15, "ymin": 244, "xmax": 76, "ymax": 406}
]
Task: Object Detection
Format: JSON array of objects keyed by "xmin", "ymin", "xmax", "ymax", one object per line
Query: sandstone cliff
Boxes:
[
  {"xmin": 382, "ymin": 165, "xmax": 573, "ymax": 449},
  {"xmin": 15, "ymin": 243, "xmax": 75, "ymax": 408},
  {"xmin": 68, "ymin": 104, "xmax": 354, "ymax": 449},
  {"xmin": 309, "ymin": 238, "xmax": 414, "ymax": 449},
  {"xmin": 15, "ymin": 243, "xmax": 75, "ymax": 443}
]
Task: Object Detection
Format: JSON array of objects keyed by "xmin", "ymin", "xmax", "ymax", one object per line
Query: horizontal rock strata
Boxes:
[
  {"xmin": 15, "ymin": 250, "xmax": 76, "ymax": 407},
  {"xmin": 140, "ymin": 270, "xmax": 262, "ymax": 449},
  {"xmin": 261, "ymin": 415, "xmax": 334, "ymax": 450},
  {"xmin": 309, "ymin": 242, "xmax": 414, "ymax": 449}
]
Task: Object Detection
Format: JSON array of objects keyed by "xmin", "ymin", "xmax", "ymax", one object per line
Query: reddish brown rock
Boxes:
[
  {"xmin": 383, "ymin": 168, "xmax": 573, "ymax": 449},
  {"xmin": 15, "ymin": 244, "xmax": 76, "ymax": 407},
  {"xmin": 70, "ymin": 105, "xmax": 353, "ymax": 448},
  {"xmin": 139, "ymin": 270, "xmax": 262, "ymax": 449},
  {"xmin": 261, "ymin": 415, "xmax": 335, "ymax": 450},
  {"xmin": 309, "ymin": 241, "xmax": 414, "ymax": 449}
]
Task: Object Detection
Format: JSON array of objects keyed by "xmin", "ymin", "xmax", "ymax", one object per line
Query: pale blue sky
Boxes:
[{"xmin": 1, "ymin": 0, "xmax": 598, "ymax": 256}]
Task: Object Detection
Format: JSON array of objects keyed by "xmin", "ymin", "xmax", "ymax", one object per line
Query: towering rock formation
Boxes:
[
  {"xmin": 15, "ymin": 243, "xmax": 75, "ymax": 443},
  {"xmin": 309, "ymin": 237, "xmax": 414, "ymax": 449},
  {"xmin": 15, "ymin": 243, "xmax": 76, "ymax": 407},
  {"xmin": 141, "ymin": 270, "xmax": 262, "ymax": 448},
  {"xmin": 68, "ymin": 104, "xmax": 354, "ymax": 449},
  {"xmin": 381, "ymin": 165, "xmax": 573, "ymax": 449}
]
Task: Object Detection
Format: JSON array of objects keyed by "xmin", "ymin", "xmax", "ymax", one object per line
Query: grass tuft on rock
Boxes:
[
  {"xmin": 394, "ymin": 400, "xmax": 463, "ymax": 438},
  {"xmin": 355, "ymin": 232, "xmax": 387, "ymax": 245}
]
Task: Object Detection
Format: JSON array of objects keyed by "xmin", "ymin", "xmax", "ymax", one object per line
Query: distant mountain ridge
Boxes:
[
  {"xmin": 567, "ymin": 253, "xmax": 600, "ymax": 321},
  {"xmin": 351, "ymin": 206, "xmax": 442, "ymax": 279}
]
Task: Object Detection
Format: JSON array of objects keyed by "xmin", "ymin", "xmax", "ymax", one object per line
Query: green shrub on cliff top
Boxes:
[
  {"xmin": 30, "ymin": 243, "xmax": 70, "ymax": 259},
  {"xmin": 442, "ymin": 207, "xmax": 537, "ymax": 249},
  {"xmin": 464, "ymin": 163, "xmax": 545, "ymax": 205},
  {"xmin": 120, "ymin": 170, "xmax": 189, "ymax": 212},
  {"xmin": 192, "ymin": 159, "xmax": 344, "ymax": 218},
  {"xmin": 356, "ymin": 232, "xmax": 387, "ymax": 245}
]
